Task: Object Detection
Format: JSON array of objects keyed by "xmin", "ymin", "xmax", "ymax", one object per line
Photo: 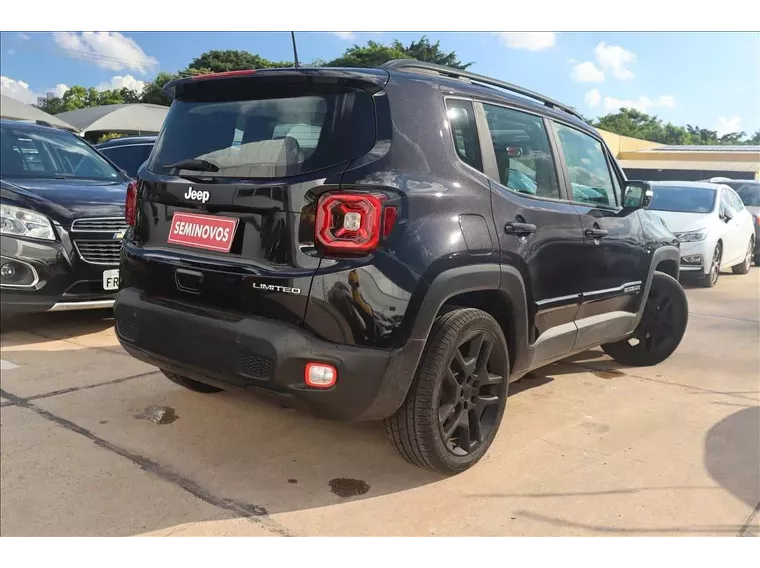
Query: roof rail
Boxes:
[{"xmin": 381, "ymin": 59, "xmax": 585, "ymax": 121}]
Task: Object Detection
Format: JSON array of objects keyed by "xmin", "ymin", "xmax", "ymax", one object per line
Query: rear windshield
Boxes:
[
  {"xmin": 149, "ymin": 88, "xmax": 376, "ymax": 179},
  {"xmin": 724, "ymin": 182, "xmax": 760, "ymax": 207},
  {"xmin": 649, "ymin": 186, "xmax": 717, "ymax": 213}
]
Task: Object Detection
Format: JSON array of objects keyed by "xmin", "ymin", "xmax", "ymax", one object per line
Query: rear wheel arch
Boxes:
[{"xmin": 407, "ymin": 263, "xmax": 530, "ymax": 375}]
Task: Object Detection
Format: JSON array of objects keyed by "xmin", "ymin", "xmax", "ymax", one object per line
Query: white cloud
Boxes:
[
  {"xmin": 594, "ymin": 42, "xmax": 636, "ymax": 81},
  {"xmin": 603, "ymin": 94, "xmax": 676, "ymax": 112},
  {"xmin": 17, "ymin": 33, "xmax": 30, "ymax": 41},
  {"xmin": 96, "ymin": 74, "xmax": 146, "ymax": 93},
  {"xmin": 714, "ymin": 116, "xmax": 742, "ymax": 137},
  {"xmin": 51, "ymin": 84, "xmax": 69, "ymax": 97},
  {"xmin": 584, "ymin": 88, "xmax": 602, "ymax": 108},
  {"xmin": 331, "ymin": 32, "xmax": 357, "ymax": 40},
  {"xmin": 52, "ymin": 32, "xmax": 158, "ymax": 74},
  {"xmin": 572, "ymin": 61, "xmax": 605, "ymax": 83},
  {"xmin": 1, "ymin": 76, "xmax": 37, "ymax": 104},
  {"xmin": 497, "ymin": 32, "xmax": 556, "ymax": 51}
]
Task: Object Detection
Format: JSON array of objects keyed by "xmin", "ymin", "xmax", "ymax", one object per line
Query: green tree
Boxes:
[
  {"xmin": 185, "ymin": 50, "xmax": 290, "ymax": 73},
  {"xmin": 591, "ymin": 109, "xmax": 755, "ymax": 146},
  {"xmin": 36, "ymin": 85, "xmax": 142, "ymax": 114},
  {"xmin": 326, "ymin": 40, "xmax": 408, "ymax": 68},
  {"xmin": 326, "ymin": 36, "xmax": 472, "ymax": 69},
  {"xmin": 395, "ymin": 36, "xmax": 472, "ymax": 69},
  {"xmin": 140, "ymin": 71, "xmax": 181, "ymax": 106}
]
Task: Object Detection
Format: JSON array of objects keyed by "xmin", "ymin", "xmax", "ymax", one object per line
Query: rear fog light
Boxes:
[{"xmin": 305, "ymin": 363, "xmax": 337, "ymax": 388}]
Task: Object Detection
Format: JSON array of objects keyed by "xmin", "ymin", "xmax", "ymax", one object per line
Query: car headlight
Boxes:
[
  {"xmin": 0, "ymin": 204, "xmax": 56, "ymax": 241},
  {"xmin": 675, "ymin": 228, "xmax": 708, "ymax": 243}
]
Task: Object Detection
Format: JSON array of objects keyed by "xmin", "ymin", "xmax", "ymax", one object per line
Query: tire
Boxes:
[
  {"xmin": 698, "ymin": 242, "xmax": 722, "ymax": 287},
  {"xmin": 602, "ymin": 271, "xmax": 688, "ymax": 367},
  {"xmin": 161, "ymin": 369, "xmax": 224, "ymax": 393},
  {"xmin": 731, "ymin": 238, "xmax": 754, "ymax": 275},
  {"xmin": 385, "ymin": 308, "xmax": 510, "ymax": 475}
]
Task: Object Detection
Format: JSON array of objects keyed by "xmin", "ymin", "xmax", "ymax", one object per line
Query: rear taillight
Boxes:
[
  {"xmin": 125, "ymin": 181, "xmax": 138, "ymax": 226},
  {"xmin": 315, "ymin": 193, "xmax": 397, "ymax": 254}
]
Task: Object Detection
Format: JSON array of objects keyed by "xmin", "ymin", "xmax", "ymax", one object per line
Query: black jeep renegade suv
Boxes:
[{"xmin": 114, "ymin": 61, "xmax": 687, "ymax": 475}]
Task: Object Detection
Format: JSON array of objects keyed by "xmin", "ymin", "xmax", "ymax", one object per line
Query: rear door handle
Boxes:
[
  {"xmin": 505, "ymin": 222, "xmax": 537, "ymax": 235},
  {"xmin": 584, "ymin": 227, "xmax": 609, "ymax": 239}
]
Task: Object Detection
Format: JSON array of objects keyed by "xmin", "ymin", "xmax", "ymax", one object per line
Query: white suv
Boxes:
[{"xmin": 648, "ymin": 181, "xmax": 755, "ymax": 287}]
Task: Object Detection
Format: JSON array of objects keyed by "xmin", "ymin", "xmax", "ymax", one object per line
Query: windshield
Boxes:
[
  {"xmin": 0, "ymin": 125, "xmax": 122, "ymax": 182},
  {"xmin": 725, "ymin": 182, "xmax": 760, "ymax": 207},
  {"xmin": 649, "ymin": 185, "xmax": 717, "ymax": 213},
  {"xmin": 149, "ymin": 88, "xmax": 375, "ymax": 179}
]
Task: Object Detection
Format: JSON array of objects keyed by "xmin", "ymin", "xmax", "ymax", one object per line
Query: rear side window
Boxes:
[
  {"xmin": 149, "ymin": 88, "xmax": 375, "ymax": 179},
  {"xmin": 445, "ymin": 99, "xmax": 482, "ymax": 171},
  {"xmin": 100, "ymin": 144, "xmax": 152, "ymax": 177}
]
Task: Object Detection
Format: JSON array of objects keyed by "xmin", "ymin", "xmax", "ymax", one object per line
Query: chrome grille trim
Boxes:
[
  {"xmin": 70, "ymin": 217, "xmax": 128, "ymax": 233},
  {"xmin": 73, "ymin": 240, "xmax": 123, "ymax": 265}
]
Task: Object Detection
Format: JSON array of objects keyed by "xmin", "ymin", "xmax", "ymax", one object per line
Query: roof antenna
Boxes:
[{"xmin": 290, "ymin": 31, "xmax": 300, "ymax": 68}]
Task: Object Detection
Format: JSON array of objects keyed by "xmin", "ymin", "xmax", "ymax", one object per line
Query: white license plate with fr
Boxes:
[{"xmin": 103, "ymin": 269, "xmax": 119, "ymax": 291}]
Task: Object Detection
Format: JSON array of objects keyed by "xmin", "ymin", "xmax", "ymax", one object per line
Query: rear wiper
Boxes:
[{"xmin": 164, "ymin": 159, "xmax": 219, "ymax": 172}]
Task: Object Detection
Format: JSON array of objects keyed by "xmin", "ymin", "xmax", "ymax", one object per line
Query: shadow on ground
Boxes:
[{"xmin": 704, "ymin": 405, "xmax": 760, "ymax": 509}]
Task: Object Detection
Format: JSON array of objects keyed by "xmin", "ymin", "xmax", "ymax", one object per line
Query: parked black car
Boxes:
[
  {"xmin": 114, "ymin": 62, "xmax": 687, "ymax": 474},
  {"xmin": 96, "ymin": 135, "xmax": 156, "ymax": 178},
  {"xmin": 1, "ymin": 120, "xmax": 130, "ymax": 319},
  {"xmin": 719, "ymin": 180, "xmax": 760, "ymax": 265}
]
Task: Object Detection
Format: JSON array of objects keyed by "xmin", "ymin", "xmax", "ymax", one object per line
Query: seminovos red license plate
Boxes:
[{"xmin": 167, "ymin": 212, "xmax": 239, "ymax": 252}]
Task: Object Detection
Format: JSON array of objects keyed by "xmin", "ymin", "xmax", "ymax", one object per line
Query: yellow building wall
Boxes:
[{"xmin": 597, "ymin": 129, "xmax": 662, "ymax": 157}]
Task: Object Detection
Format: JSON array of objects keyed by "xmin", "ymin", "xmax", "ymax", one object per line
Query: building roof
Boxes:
[
  {"xmin": 0, "ymin": 95, "xmax": 78, "ymax": 132},
  {"xmin": 630, "ymin": 145, "xmax": 760, "ymax": 153},
  {"xmin": 55, "ymin": 103, "xmax": 168, "ymax": 134},
  {"xmin": 618, "ymin": 159, "xmax": 760, "ymax": 172}
]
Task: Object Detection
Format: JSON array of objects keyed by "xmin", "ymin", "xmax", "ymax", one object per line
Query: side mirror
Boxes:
[
  {"xmin": 724, "ymin": 206, "xmax": 737, "ymax": 221},
  {"xmin": 623, "ymin": 181, "xmax": 653, "ymax": 209}
]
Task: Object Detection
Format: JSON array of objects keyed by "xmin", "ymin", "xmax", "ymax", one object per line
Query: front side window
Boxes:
[
  {"xmin": 482, "ymin": 103, "xmax": 559, "ymax": 199},
  {"xmin": 445, "ymin": 99, "xmax": 482, "ymax": 171},
  {"xmin": 555, "ymin": 124, "xmax": 616, "ymax": 206},
  {"xmin": 0, "ymin": 126, "xmax": 122, "ymax": 182},
  {"xmin": 726, "ymin": 182, "xmax": 760, "ymax": 207}
]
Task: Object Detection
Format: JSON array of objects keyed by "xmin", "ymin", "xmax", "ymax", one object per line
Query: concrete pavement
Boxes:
[{"xmin": 1, "ymin": 270, "xmax": 758, "ymax": 536}]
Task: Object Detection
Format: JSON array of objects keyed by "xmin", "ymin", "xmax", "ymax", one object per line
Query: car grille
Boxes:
[
  {"xmin": 74, "ymin": 240, "xmax": 122, "ymax": 265},
  {"xmin": 70, "ymin": 217, "xmax": 128, "ymax": 233}
]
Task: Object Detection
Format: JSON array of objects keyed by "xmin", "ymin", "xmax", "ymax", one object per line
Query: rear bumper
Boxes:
[{"xmin": 114, "ymin": 287, "xmax": 425, "ymax": 421}]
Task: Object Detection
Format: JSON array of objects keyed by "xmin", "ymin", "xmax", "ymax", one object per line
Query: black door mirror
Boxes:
[{"xmin": 623, "ymin": 181, "xmax": 653, "ymax": 209}]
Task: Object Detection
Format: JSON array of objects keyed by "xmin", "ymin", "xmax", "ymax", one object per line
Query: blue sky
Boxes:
[{"xmin": 2, "ymin": 31, "xmax": 758, "ymax": 136}]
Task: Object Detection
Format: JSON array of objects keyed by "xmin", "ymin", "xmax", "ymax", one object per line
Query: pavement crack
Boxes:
[
  {"xmin": 25, "ymin": 371, "xmax": 160, "ymax": 402},
  {"xmin": 737, "ymin": 501, "xmax": 760, "ymax": 537},
  {"xmin": 0, "ymin": 387, "xmax": 294, "ymax": 537},
  {"xmin": 688, "ymin": 311, "xmax": 760, "ymax": 324}
]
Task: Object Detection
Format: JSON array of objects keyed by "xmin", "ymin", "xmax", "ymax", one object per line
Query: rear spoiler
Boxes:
[{"xmin": 163, "ymin": 67, "xmax": 390, "ymax": 101}]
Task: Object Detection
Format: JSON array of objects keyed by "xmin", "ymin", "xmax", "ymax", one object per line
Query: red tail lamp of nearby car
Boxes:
[{"xmin": 125, "ymin": 180, "xmax": 138, "ymax": 226}]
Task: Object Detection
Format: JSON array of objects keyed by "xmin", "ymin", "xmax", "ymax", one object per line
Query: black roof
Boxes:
[
  {"xmin": 160, "ymin": 62, "xmax": 591, "ymax": 134},
  {"xmin": 96, "ymin": 135, "xmax": 157, "ymax": 149}
]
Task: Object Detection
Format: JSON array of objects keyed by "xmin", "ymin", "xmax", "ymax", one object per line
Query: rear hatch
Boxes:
[{"xmin": 125, "ymin": 68, "xmax": 386, "ymax": 326}]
